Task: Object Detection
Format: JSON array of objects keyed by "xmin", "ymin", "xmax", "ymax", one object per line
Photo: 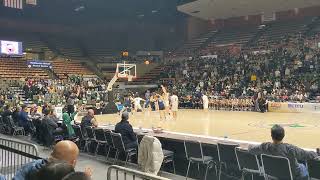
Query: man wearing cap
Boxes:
[{"xmin": 115, "ymin": 112, "xmax": 138, "ymax": 149}]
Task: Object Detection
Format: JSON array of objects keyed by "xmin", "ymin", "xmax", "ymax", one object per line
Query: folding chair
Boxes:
[
  {"xmin": 307, "ymin": 159, "xmax": 320, "ymax": 180},
  {"xmin": 184, "ymin": 140, "xmax": 214, "ymax": 180},
  {"xmin": 104, "ymin": 129, "xmax": 115, "ymax": 160},
  {"xmin": 6, "ymin": 117, "xmax": 25, "ymax": 136},
  {"xmin": 111, "ymin": 132, "xmax": 137, "ymax": 166},
  {"xmin": 235, "ymin": 147, "xmax": 262, "ymax": 180},
  {"xmin": 261, "ymin": 154, "xmax": 293, "ymax": 180},
  {"xmin": 73, "ymin": 125, "xmax": 88, "ymax": 151},
  {"xmin": 217, "ymin": 142, "xmax": 239, "ymax": 180},
  {"xmin": 94, "ymin": 128, "xmax": 109, "ymax": 157},
  {"xmin": 85, "ymin": 126, "xmax": 97, "ymax": 154}
]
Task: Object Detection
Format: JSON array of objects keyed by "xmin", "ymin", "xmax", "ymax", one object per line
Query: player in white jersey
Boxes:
[
  {"xmin": 170, "ymin": 91, "xmax": 179, "ymax": 120},
  {"xmin": 202, "ymin": 93, "xmax": 209, "ymax": 111},
  {"xmin": 133, "ymin": 95, "xmax": 145, "ymax": 112}
]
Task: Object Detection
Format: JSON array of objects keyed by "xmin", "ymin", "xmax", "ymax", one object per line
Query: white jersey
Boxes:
[
  {"xmin": 134, "ymin": 97, "xmax": 144, "ymax": 110},
  {"xmin": 134, "ymin": 97, "xmax": 143, "ymax": 106},
  {"xmin": 170, "ymin": 95, "xmax": 179, "ymax": 111},
  {"xmin": 202, "ymin": 95, "xmax": 209, "ymax": 109}
]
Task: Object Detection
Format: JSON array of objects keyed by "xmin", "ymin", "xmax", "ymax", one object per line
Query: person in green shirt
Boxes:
[{"xmin": 62, "ymin": 107, "xmax": 77, "ymax": 137}]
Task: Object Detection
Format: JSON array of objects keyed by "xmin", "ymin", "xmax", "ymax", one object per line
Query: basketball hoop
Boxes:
[{"xmin": 116, "ymin": 61, "xmax": 136, "ymax": 81}]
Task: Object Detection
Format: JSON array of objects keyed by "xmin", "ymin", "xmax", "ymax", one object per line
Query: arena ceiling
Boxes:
[
  {"xmin": 177, "ymin": 0, "xmax": 320, "ymax": 20},
  {"xmin": 0, "ymin": 0, "xmax": 192, "ymax": 25}
]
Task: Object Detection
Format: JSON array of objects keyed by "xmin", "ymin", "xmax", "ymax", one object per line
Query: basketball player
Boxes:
[
  {"xmin": 123, "ymin": 94, "xmax": 133, "ymax": 113},
  {"xmin": 170, "ymin": 91, "xmax": 179, "ymax": 120},
  {"xmin": 133, "ymin": 95, "xmax": 145, "ymax": 112},
  {"xmin": 202, "ymin": 93, "xmax": 209, "ymax": 111},
  {"xmin": 161, "ymin": 85, "xmax": 170, "ymax": 114},
  {"xmin": 156, "ymin": 94, "xmax": 166, "ymax": 121}
]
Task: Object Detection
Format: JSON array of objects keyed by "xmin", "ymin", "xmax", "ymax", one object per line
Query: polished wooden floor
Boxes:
[{"xmin": 92, "ymin": 109, "xmax": 320, "ymax": 149}]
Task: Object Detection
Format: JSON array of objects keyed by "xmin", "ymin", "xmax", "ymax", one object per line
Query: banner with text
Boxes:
[
  {"xmin": 268, "ymin": 102, "xmax": 320, "ymax": 113},
  {"xmin": 27, "ymin": 61, "xmax": 52, "ymax": 69}
]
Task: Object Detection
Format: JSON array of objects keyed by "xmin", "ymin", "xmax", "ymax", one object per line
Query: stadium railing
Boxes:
[
  {"xmin": 0, "ymin": 137, "xmax": 41, "ymax": 180},
  {"xmin": 107, "ymin": 165, "xmax": 171, "ymax": 180}
]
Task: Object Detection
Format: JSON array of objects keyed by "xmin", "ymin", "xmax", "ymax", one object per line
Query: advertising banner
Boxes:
[
  {"xmin": 27, "ymin": 61, "xmax": 52, "ymax": 69},
  {"xmin": 268, "ymin": 102, "xmax": 320, "ymax": 113}
]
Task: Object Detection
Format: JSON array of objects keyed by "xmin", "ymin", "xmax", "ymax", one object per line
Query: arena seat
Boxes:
[
  {"xmin": 184, "ymin": 140, "xmax": 215, "ymax": 180},
  {"xmin": 252, "ymin": 18, "xmax": 312, "ymax": 50},
  {"xmin": 51, "ymin": 60, "xmax": 95, "ymax": 79},
  {"xmin": 307, "ymin": 159, "xmax": 320, "ymax": 179},
  {"xmin": 176, "ymin": 30, "xmax": 217, "ymax": 56},
  {"xmin": 235, "ymin": 148, "xmax": 262, "ymax": 179},
  {"xmin": 45, "ymin": 36, "xmax": 85, "ymax": 59},
  {"xmin": 261, "ymin": 154, "xmax": 294, "ymax": 180},
  {"xmin": 0, "ymin": 58, "xmax": 49, "ymax": 79}
]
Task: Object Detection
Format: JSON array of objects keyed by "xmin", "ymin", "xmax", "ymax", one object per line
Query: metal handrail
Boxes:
[
  {"xmin": 107, "ymin": 165, "xmax": 171, "ymax": 180},
  {"xmin": 0, "ymin": 137, "xmax": 39, "ymax": 157},
  {"xmin": 0, "ymin": 137, "xmax": 41, "ymax": 179}
]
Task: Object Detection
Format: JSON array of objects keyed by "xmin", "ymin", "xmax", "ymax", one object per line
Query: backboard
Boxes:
[{"xmin": 116, "ymin": 61, "xmax": 136, "ymax": 81}]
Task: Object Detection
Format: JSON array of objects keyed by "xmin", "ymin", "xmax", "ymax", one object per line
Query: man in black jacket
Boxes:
[
  {"xmin": 248, "ymin": 124, "xmax": 320, "ymax": 179},
  {"xmin": 42, "ymin": 109, "xmax": 63, "ymax": 146},
  {"xmin": 2, "ymin": 105, "xmax": 13, "ymax": 119},
  {"xmin": 115, "ymin": 112, "xmax": 137, "ymax": 149}
]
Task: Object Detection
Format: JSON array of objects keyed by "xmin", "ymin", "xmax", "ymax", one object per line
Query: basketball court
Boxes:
[
  {"xmin": 90, "ymin": 110, "xmax": 320, "ymax": 149},
  {"xmin": 98, "ymin": 63, "xmax": 320, "ymax": 150}
]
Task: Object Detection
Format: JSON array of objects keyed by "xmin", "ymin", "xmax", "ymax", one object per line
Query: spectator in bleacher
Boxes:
[
  {"xmin": 12, "ymin": 106, "xmax": 21, "ymax": 125},
  {"xmin": 66, "ymin": 92, "xmax": 77, "ymax": 115},
  {"xmin": 0, "ymin": 95, "xmax": 4, "ymax": 108},
  {"xmin": 29, "ymin": 104, "xmax": 41, "ymax": 120},
  {"xmin": 18, "ymin": 105, "xmax": 32, "ymax": 136},
  {"xmin": 30, "ymin": 161, "xmax": 75, "ymax": 180},
  {"xmin": 23, "ymin": 83, "xmax": 31, "ymax": 100},
  {"xmin": 42, "ymin": 102, "xmax": 49, "ymax": 113},
  {"xmin": 49, "ymin": 106, "xmax": 60, "ymax": 123},
  {"xmin": 62, "ymin": 172, "xmax": 91, "ymax": 180},
  {"xmin": 248, "ymin": 124, "xmax": 320, "ymax": 179},
  {"xmin": 1, "ymin": 105, "xmax": 13, "ymax": 119},
  {"xmin": 115, "ymin": 111, "xmax": 138, "ymax": 149},
  {"xmin": 13, "ymin": 140, "xmax": 80, "ymax": 180}
]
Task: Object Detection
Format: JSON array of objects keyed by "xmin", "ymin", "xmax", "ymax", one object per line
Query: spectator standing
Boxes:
[
  {"xmin": 62, "ymin": 107, "xmax": 77, "ymax": 138},
  {"xmin": 67, "ymin": 93, "xmax": 77, "ymax": 115}
]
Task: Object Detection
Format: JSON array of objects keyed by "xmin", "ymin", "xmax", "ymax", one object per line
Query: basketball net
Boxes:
[{"xmin": 128, "ymin": 75, "xmax": 133, "ymax": 82}]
